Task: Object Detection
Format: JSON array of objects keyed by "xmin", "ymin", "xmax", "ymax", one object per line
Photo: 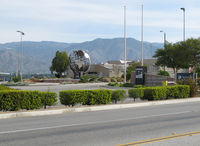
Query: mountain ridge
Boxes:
[{"xmin": 0, "ymin": 37, "xmax": 163, "ymax": 73}]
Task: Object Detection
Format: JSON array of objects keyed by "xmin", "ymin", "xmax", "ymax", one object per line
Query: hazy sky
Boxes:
[{"xmin": 0, "ymin": 0, "xmax": 199, "ymax": 43}]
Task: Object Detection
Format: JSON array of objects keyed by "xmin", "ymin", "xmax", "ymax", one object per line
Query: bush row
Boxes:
[
  {"xmin": 0, "ymin": 85, "xmax": 191, "ymax": 110},
  {"xmin": 0, "ymin": 90, "xmax": 57, "ymax": 111},
  {"xmin": 128, "ymin": 85, "xmax": 190, "ymax": 101},
  {"xmin": 60, "ymin": 89, "xmax": 112, "ymax": 106},
  {"xmin": 0, "ymin": 85, "xmax": 14, "ymax": 90}
]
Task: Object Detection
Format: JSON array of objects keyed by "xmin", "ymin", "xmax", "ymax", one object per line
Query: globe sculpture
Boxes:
[{"xmin": 69, "ymin": 50, "xmax": 91, "ymax": 79}]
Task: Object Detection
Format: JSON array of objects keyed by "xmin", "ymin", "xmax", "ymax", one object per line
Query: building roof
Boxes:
[
  {"xmin": 107, "ymin": 60, "xmax": 133, "ymax": 65},
  {"xmin": 0, "ymin": 72, "xmax": 10, "ymax": 75}
]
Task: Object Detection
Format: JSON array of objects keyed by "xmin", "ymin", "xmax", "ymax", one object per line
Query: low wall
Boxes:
[
  {"xmin": 131, "ymin": 72, "xmax": 174, "ymax": 86},
  {"xmin": 145, "ymin": 74, "xmax": 174, "ymax": 86},
  {"xmin": 39, "ymin": 79, "xmax": 79, "ymax": 83}
]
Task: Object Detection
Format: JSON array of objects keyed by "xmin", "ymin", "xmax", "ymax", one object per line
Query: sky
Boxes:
[{"xmin": 0, "ymin": 0, "xmax": 200, "ymax": 44}]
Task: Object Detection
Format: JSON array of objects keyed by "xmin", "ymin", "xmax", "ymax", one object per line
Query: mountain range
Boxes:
[{"xmin": 0, "ymin": 38, "xmax": 163, "ymax": 74}]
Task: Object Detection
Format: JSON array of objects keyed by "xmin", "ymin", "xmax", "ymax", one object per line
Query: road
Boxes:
[{"xmin": 1, "ymin": 101, "xmax": 200, "ymax": 146}]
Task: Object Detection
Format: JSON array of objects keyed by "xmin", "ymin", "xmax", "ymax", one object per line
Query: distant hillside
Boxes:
[{"xmin": 0, "ymin": 38, "xmax": 163, "ymax": 73}]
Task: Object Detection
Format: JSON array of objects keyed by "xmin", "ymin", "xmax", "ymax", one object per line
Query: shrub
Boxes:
[
  {"xmin": 80, "ymin": 75, "xmax": 89, "ymax": 83},
  {"xmin": 183, "ymin": 78, "xmax": 198, "ymax": 97},
  {"xmin": 157, "ymin": 70, "xmax": 170, "ymax": 77},
  {"xmin": 166, "ymin": 86, "xmax": 178, "ymax": 99},
  {"xmin": 142, "ymin": 87, "xmax": 166, "ymax": 101},
  {"xmin": 59, "ymin": 90, "xmax": 82, "ymax": 106},
  {"xmin": 88, "ymin": 90, "xmax": 112, "ymax": 105},
  {"xmin": 128, "ymin": 88, "xmax": 144, "ymax": 102},
  {"xmin": 134, "ymin": 85, "xmax": 143, "ymax": 88},
  {"xmin": 108, "ymin": 82, "xmax": 119, "ymax": 87},
  {"xmin": 0, "ymin": 85, "xmax": 14, "ymax": 90},
  {"xmin": 140, "ymin": 85, "xmax": 189, "ymax": 101},
  {"xmin": 120, "ymin": 83, "xmax": 134, "ymax": 87},
  {"xmin": 59, "ymin": 89, "xmax": 112, "ymax": 106},
  {"xmin": 41, "ymin": 92, "xmax": 57, "ymax": 109},
  {"xmin": 0, "ymin": 90, "xmax": 58, "ymax": 111},
  {"xmin": 111, "ymin": 90, "xmax": 126, "ymax": 103},
  {"xmin": 0, "ymin": 90, "xmax": 42, "ymax": 111},
  {"xmin": 177, "ymin": 78, "xmax": 197, "ymax": 97},
  {"xmin": 89, "ymin": 75, "xmax": 98, "ymax": 82},
  {"xmin": 166, "ymin": 85, "xmax": 190, "ymax": 99}
]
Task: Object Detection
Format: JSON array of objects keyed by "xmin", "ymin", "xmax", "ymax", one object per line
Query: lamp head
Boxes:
[
  {"xmin": 180, "ymin": 8, "xmax": 185, "ymax": 11},
  {"xmin": 17, "ymin": 31, "xmax": 25, "ymax": 35}
]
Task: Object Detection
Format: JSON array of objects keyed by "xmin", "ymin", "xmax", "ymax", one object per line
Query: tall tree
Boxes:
[
  {"xmin": 154, "ymin": 43, "xmax": 185, "ymax": 75},
  {"xmin": 50, "ymin": 51, "xmax": 69, "ymax": 78},
  {"xmin": 177, "ymin": 38, "xmax": 200, "ymax": 72},
  {"xmin": 154, "ymin": 38, "xmax": 200, "ymax": 75}
]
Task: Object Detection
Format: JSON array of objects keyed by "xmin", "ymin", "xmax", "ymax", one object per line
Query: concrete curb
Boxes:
[{"xmin": 1, "ymin": 97, "xmax": 200, "ymax": 119}]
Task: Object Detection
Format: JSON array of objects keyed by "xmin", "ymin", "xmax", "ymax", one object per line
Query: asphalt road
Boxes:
[{"xmin": 1, "ymin": 102, "xmax": 200, "ymax": 146}]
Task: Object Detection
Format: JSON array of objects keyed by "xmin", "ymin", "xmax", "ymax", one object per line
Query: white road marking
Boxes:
[{"xmin": 0, "ymin": 111, "xmax": 191, "ymax": 135}]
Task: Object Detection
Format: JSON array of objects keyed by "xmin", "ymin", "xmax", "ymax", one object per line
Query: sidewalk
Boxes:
[{"xmin": 1, "ymin": 97, "xmax": 200, "ymax": 119}]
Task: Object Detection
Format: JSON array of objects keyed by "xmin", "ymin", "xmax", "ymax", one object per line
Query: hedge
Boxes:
[
  {"xmin": 108, "ymin": 82, "xmax": 119, "ymax": 87},
  {"xmin": 166, "ymin": 85, "xmax": 190, "ymax": 99},
  {"xmin": 60, "ymin": 89, "xmax": 112, "ymax": 106},
  {"xmin": 128, "ymin": 88, "xmax": 144, "ymax": 101},
  {"xmin": 120, "ymin": 83, "xmax": 134, "ymax": 87},
  {"xmin": 111, "ymin": 90, "xmax": 126, "ymax": 103},
  {"xmin": 0, "ymin": 85, "xmax": 14, "ymax": 90},
  {"xmin": 128, "ymin": 85, "xmax": 190, "ymax": 101},
  {"xmin": 142, "ymin": 87, "xmax": 167, "ymax": 100},
  {"xmin": 0, "ymin": 90, "xmax": 57, "ymax": 111},
  {"xmin": 40, "ymin": 92, "xmax": 58, "ymax": 109},
  {"xmin": 133, "ymin": 85, "xmax": 143, "ymax": 88}
]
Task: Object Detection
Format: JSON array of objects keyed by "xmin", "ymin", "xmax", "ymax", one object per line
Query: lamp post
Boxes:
[
  {"xmin": 123, "ymin": 5, "xmax": 127, "ymax": 83},
  {"xmin": 160, "ymin": 30, "xmax": 166, "ymax": 48},
  {"xmin": 141, "ymin": 4, "xmax": 144, "ymax": 66},
  {"xmin": 16, "ymin": 30, "xmax": 25, "ymax": 83},
  {"xmin": 160, "ymin": 30, "xmax": 167, "ymax": 71},
  {"xmin": 180, "ymin": 8, "xmax": 185, "ymax": 41}
]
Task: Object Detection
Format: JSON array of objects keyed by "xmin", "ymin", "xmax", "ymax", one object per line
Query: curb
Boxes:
[{"xmin": 1, "ymin": 98, "xmax": 200, "ymax": 119}]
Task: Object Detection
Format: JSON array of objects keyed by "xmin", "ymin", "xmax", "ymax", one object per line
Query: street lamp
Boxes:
[
  {"xmin": 180, "ymin": 8, "xmax": 185, "ymax": 41},
  {"xmin": 16, "ymin": 30, "xmax": 25, "ymax": 83},
  {"xmin": 123, "ymin": 5, "xmax": 127, "ymax": 83},
  {"xmin": 141, "ymin": 4, "xmax": 144, "ymax": 66},
  {"xmin": 160, "ymin": 30, "xmax": 166, "ymax": 48}
]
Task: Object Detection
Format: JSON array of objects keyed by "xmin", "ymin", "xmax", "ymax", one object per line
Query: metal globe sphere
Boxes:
[{"xmin": 69, "ymin": 50, "xmax": 91, "ymax": 77}]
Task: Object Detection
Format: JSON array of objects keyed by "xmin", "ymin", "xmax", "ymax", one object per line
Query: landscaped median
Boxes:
[{"xmin": 0, "ymin": 84, "xmax": 195, "ymax": 119}]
